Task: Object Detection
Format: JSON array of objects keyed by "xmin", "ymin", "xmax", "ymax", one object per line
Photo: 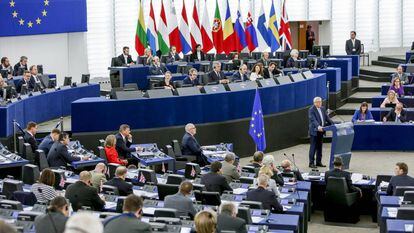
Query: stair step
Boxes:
[
  {"xmin": 359, "ymin": 74, "xmax": 390, "ymax": 83},
  {"xmin": 335, "ymin": 109, "xmax": 356, "ymax": 115},
  {"xmin": 378, "ymin": 56, "xmax": 406, "ymax": 64},
  {"xmin": 357, "ymin": 86, "xmax": 381, "ymax": 92},
  {"xmin": 347, "ymin": 97, "xmax": 372, "ymax": 103},
  {"xmin": 371, "ymin": 60, "xmax": 400, "ymax": 68},
  {"xmin": 360, "ymin": 69, "xmax": 393, "ymax": 78}
]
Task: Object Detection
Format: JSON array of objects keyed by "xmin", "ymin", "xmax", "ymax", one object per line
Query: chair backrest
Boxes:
[
  {"xmin": 166, "ymin": 174, "xmax": 185, "ymax": 185},
  {"xmin": 2, "ymin": 179, "xmax": 23, "ymax": 199},
  {"xmin": 172, "ymin": 140, "xmax": 182, "ymax": 157},
  {"xmin": 240, "ymin": 201, "xmax": 262, "ymax": 209},
  {"xmin": 17, "ymin": 136, "xmax": 24, "ymax": 156},
  {"xmin": 239, "ymin": 177, "xmax": 255, "ymax": 184},
  {"xmin": 154, "ymin": 208, "xmax": 178, "ymax": 218},
  {"xmin": 116, "ymin": 196, "xmax": 127, "ymax": 213},
  {"xmin": 241, "ymin": 166, "xmax": 256, "ymax": 174},
  {"xmin": 101, "ymin": 185, "xmax": 119, "ymax": 196},
  {"xmin": 165, "ymin": 145, "xmax": 175, "ymax": 159},
  {"xmin": 21, "ymin": 164, "xmax": 40, "ymax": 185},
  {"xmin": 0, "ymin": 200, "xmax": 23, "ymax": 210},
  {"xmin": 23, "ymin": 143, "xmax": 34, "ymax": 164},
  {"xmin": 237, "ymin": 206, "xmax": 252, "ymax": 224},
  {"xmin": 108, "ymin": 163, "xmax": 120, "ymax": 179},
  {"xmin": 157, "ymin": 183, "xmax": 179, "ymax": 201},
  {"xmin": 36, "ymin": 149, "xmax": 49, "ymax": 171},
  {"xmin": 97, "ymin": 146, "xmax": 108, "ymax": 162},
  {"xmin": 394, "ymin": 186, "xmax": 414, "ymax": 196},
  {"xmin": 12, "ymin": 191, "xmax": 37, "ymax": 206},
  {"xmin": 326, "ymin": 177, "xmax": 352, "ymax": 205},
  {"xmin": 403, "ymin": 191, "xmax": 414, "ymax": 203},
  {"xmin": 201, "ymin": 191, "xmax": 221, "ymax": 206},
  {"xmin": 98, "ymin": 139, "xmax": 105, "ymax": 147},
  {"xmin": 396, "ymin": 207, "xmax": 414, "ymax": 220},
  {"xmin": 281, "ymin": 172, "xmax": 295, "ymax": 178}
]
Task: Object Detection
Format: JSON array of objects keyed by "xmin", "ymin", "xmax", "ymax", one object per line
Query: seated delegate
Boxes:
[
  {"xmin": 208, "ymin": 61, "xmax": 228, "ymax": 84},
  {"xmin": 38, "ymin": 128, "xmax": 61, "ymax": 155},
  {"xmin": 182, "ymin": 68, "xmax": 201, "ymax": 87},
  {"xmin": 200, "ymin": 161, "xmax": 232, "ymax": 194},
  {"xmin": 115, "ymin": 124, "xmax": 140, "ymax": 160},
  {"xmin": 264, "ymin": 62, "xmax": 282, "ymax": 79},
  {"xmin": 285, "ymin": 49, "xmax": 301, "ymax": 68},
  {"xmin": 391, "ymin": 65, "xmax": 408, "ymax": 84},
  {"xmin": 249, "ymin": 64, "xmax": 263, "ymax": 81},
  {"xmin": 246, "ymin": 174, "xmax": 283, "ymax": 213},
  {"xmin": 380, "ymin": 90, "xmax": 399, "ymax": 108},
  {"xmin": 389, "ymin": 77, "xmax": 404, "ymax": 97},
  {"xmin": 231, "ymin": 53, "xmax": 241, "ymax": 70},
  {"xmin": 232, "ymin": 64, "xmax": 249, "ymax": 82},
  {"xmin": 16, "ymin": 70, "xmax": 33, "ymax": 94},
  {"xmin": 23, "ymin": 121, "xmax": 38, "ymax": 153},
  {"xmin": 47, "ymin": 132, "xmax": 88, "ymax": 168},
  {"xmin": 104, "ymin": 166, "xmax": 133, "ymax": 196},
  {"xmin": 30, "ymin": 168, "xmax": 58, "ymax": 203},
  {"xmin": 117, "ymin": 46, "xmax": 135, "ymax": 66},
  {"xmin": 386, "ymin": 162, "xmax": 414, "ymax": 195},
  {"xmin": 352, "ymin": 102, "xmax": 373, "ymax": 123},
  {"xmin": 105, "ymin": 134, "xmax": 128, "ymax": 165},
  {"xmin": 383, "ymin": 102, "xmax": 407, "ymax": 123},
  {"xmin": 167, "ymin": 46, "xmax": 181, "ymax": 63},
  {"xmin": 149, "ymin": 56, "xmax": 168, "ymax": 75},
  {"xmin": 190, "ymin": 44, "xmax": 205, "ymax": 62},
  {"xmin": 181, "ymin": 123, "xmax": 205, "ymax": 165},
  {"xmin": 160, "ymin": 71, "xmax": 174, "ymax": 89},
  {"xmin": 259, "ymin": 52, "xmax": 271, "ymax": 68},
  {"xmin": 325, "ymin": 157, "xmax": 362, "ymax": 197}
]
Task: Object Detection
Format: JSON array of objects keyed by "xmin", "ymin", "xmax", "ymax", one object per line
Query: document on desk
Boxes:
[
  {"xmin": 405, "ymin": 224, "xmax": 413, "ymax": 232},
  {"xmin": 283, "ymin": 205, "xmax": 292, "ymax": 211},
  {"xmin": 387, "ymin": 207, "xmax": 398, "ymax": 218},
  {"xmin": 105, "ymin": 202, "xmax": 117, "ymax": 210},
  {"xmin": 180, "ymin": 227, "xmax": 192, "ymax": 233},
  {"xmin": 279, "ymin": 193, "xmax": 291, "ymax": 199},
  {"xmin": 232, "ymin": 188, "xmax": 247, "ymax": 195},
  {"xmin": 133, "ymin": 189, "xmax": 158, "ymax": 199},
  {"xmin": 251, "ymin": 216, "xmax": 264, "ymax": 224},
  {"xmin": 351, "ymin": 173, "xmax": 363, "ymax": 183},
  {"xmin": 143, "ymin": 207, "xmax": 156, "ymax": 215}
]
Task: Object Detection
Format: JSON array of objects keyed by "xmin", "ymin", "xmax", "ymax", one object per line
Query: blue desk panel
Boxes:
[
  {"xmin": 370, "ymin": 107, "xmax": 414, "ymax": 121},
  {"xmin": 381, "ymin": 84, "xmax": 414, "ymax": 96},
  {"xmin": 387, "ymin": 219, "xmax": 414, "ymax": 233},
  {"xmin": 329, "ymin": 55, "xmax": 360, "ymax": 76},
  {"xmin": 311, "ymin": 68, "xmax": 341, "ymax": 92},
  {"xmin": 319, "ymin": 58, "xmax": 352, "ymax": 81},
  {"xmin": 71, "ymin": 74, "xmax": 327, "ymax": 133},
  {"xmin": 0, "ymin": 84, "xmax": 100, "ymax": 137},
  {"xmin": 258, "ymin": 214, "xmax": 299, "ymax": 232},
  {"xmin": 372, "ymin": 96, "xmax": 414, "ymax": 108},
  {"xmin": 11, "ymin": 74, "xmax": 57, "ymax": 86}
]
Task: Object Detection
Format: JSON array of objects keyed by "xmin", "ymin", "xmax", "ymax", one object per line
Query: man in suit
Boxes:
[
  {"xmin": 29, "ymin": 65, "xmax": 46, "ymax": 90},
  {"xmin": 345, "ymin": 31, "xmax": 362, "ymax": 55},
  {"xmin": 387, "ymin": 162, "xmax": 414, "ymax": 195},
  {"xmin": 1, "ymin": 57, "xmax": 14, "ymax": 79},
  {"xmin": 383, "ymin": 103, "xmax": 407, "ymax": 123},
  {"xmin": 167, "ymin": 46, "xmax": 181, "ymax": 63},
  {"xmin": 164, "ymin": 181, "xmax": 197, "ymax": 218},
  {"xmin": 264, "ymin": 62, "xmax": 281, "ymax": 79},
  {"xmin": 391, "ymin": 65, "xmax": 409, "ymax": 84},
  {"xmin": 16, "ymin": 70, "xmax": 33, "ymax": 94},
  {"xmin": 104, "ymin": 194, "xmax": 151, "ymax": 233},
  {"xmin": 208, "ymin": 61, "xmax": 229, "ymax": 84},
  {"xmin": 38, "ymin": 128, "xmax": 61, "ymax": 155},
  {"xmin": 47, "ymin": 132, "xmax": 87, "ymax": 168},
  {"xmin": 104, "ymin": 166, "xmax": 133, "ymax": 196},
  {"xmin": 263, "ymin": 154, "xmax": 284, "ymax": 186},
  {"xmin": 200, "ymin": 161, "xmax": 232, "ymax": 194},
  {"xmin": 117, "ymin": 46, "xmax": 134, "ymax": 66},
  {"xmin": 306, "ymin": 25, "xmax": 316, "ymax": 51},
  {"xmin": 65, "ymin": 171, "xmax": 105, "ymax": 211},
  {"xmin": 190, "ymin": 44, "xmax": 205, "ymax": 62},
  {"xmin": 0, "ymin": 77, "xmax": 15, "ymax": 100},
  {"xmin": 308, "ymin": 96, "xmax": 333, "ymax": 168},
  {"xmin": 181, "ymin": 123, "xmax": 205, "ymax": 165},
  {"xmin": 281, "ymin": 160, "xmax": 304, "ymax": 181},
  {"xmin": 23, "ymin": 121, "xmax": 38, "ymax": 153},
  {"xmin": 221, "ymin": 152, "xmax": 240, "ymax": 183},
  {"xmin": 91, "ymin": 163, "xmax": 107, "ymax": 191},
  {"xmin": 246, "ymin": 151, "xmax": 264, "ymax": 168},
  {"xmin": 217, "ymin": 202, "xmax": 247, "ymax": 233},
  {"xmin": 115, "ymin": 124, "xmax": 138, "ymax": 159},
  {"xmin": 13, "ymin": 56, "xmax": 28, "ymax": 76},
  {"xmin": 149, "ymin": 56, "xmax": 168, "ymax": 75},
  {"xmin": 246, "ymin": 174, "xmax": 283, "ymax": 213},
  {"xmin": 232, "ymin": 64, "xmax": 249, "ymax": 82},
  {"xmin": 325, "ymin": 157, "xmax": 362, "ymax": 197},
  {"xmin": 182, "ymin": 68, "xmax": 201, "ymax": 86},
  {"xmin": 34, "ymin": 196, "xmax": 69, "ymax": 233},
  {"xmin": 259, "ymin": 52, "xmax": 271, "ymax": 68}
]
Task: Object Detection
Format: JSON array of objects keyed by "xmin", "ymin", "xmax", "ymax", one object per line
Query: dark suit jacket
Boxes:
[
  {"xmin": 207, "ymin": 70, "xmax": 226, "ymax": 84},
  {"xmin": 246, "ymin": 187, "xmax": 283, "ymax": 213},
  {"xmin": 23, "ymin": 130, "xmax": 37, "ymax": 153},
  {"xmin": 104, "ymin": 177, "xmax": 133, "ymax": 196},
  {"xmin": 65, "ymin": 181, "xmax": 105, "ymax": 211},
  {"xmin": 271, "ymin": 173, "xmax": 284, "ymax": 186},
  {"xmin": 149, "ymin": 64, "xmax": 168, "ymax": 75},
  {"xmin": 16, "ymin": 78, "xmax": 32, "ymax": 93},
  {"xmin": 283, "ymin": 168, "xmax": 304, "ymax": 181},
  {"xmin": 38, "ymin": 135, "xmax": 54, "ymax": 155},
  {"xmin": 181, "ymin": 132, "xmax": 202, "ymax": 156},
  {"xmin": 246, "ymin": 162, "xmax": 262, "ymax": 169},
  {"xmin": 385, "ymin": 109, "xmax": 407, "ymax": 123},
  {"xmin": 115, "ymin": 133, "xmax": 135, "ymax": 159},
  {"xmin": 182, "ymin": 76, "xmax": 200, "ymax": 86},
  {"xmin": 232, "ymin": 59, "xmax": 241, "ymax": 70},
  {"xmin": 217, "ymin": 213, "xmax": 247, "ymax": 233},
  {"xmin": 167, "ymin": 52, "xmax": 181, "ymax": 63},
  {"xmin": 259, "ymin": 58, "xmax": 271, "ymax": 67},
  {"xmin": 263, "ymin": 68, "xmax": 280, "ymax": 79},
  {"xmin": 345, "ymin": 39, "xmax": 362, "ymax": 55},
  {"xmin": 34, "ymin": 212, "xmax": 68, "ymax": 233},
  {"xmin": 104, "ymin": 213, "xmax": 152, "ymax": 233},
  {"xmin": 117, "ymin": 54, "xmax": 133, "ymax": 65},
  {"xmin": 325, "ymin": 168, "xmax": 358, "ymax": 193},
  {"xmin": 30, "ymin": 75, "xmax": 46, "ymax": 90},
  {"xmin": 13, "ymin": 62, "xmax": 27, "ymax": 76},
  {"xmin": 308, "ymin": 105, "xmax": 333, "ymax": 136},
  {"xmin": 190, "ymin": 51, "xmax": 205, "ymax": 62},
  {"xmin": 47, "ymin": 141, "xmax": 80, "ymax": 168},
  {"xmin": 200, "ymin": 172, "xmax": 232, "ymax": 194},
  {"xmin": 387, "ymin": 174, "xmax": 414, "ymax": 195},
  {"xmin": 285, "ymin": 57, "xmax": 297, "ymax": 68},
  {"xmin": 232, "ymin": 71, "xmax": 249, "ymax": 82}
]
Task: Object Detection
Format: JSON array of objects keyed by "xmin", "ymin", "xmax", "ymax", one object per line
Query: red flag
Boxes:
[
  {"xmin": 279, "ymin": 0, "xmax": 293, "ymax": 51},
  {"xmin": 59, "ymin": 176, "xmax": 65, "ymax": 188},
  {"xmin": 212, "ymin": 0, "xmax": 223, "ymax": 54},
  {"xmin": 139, "ymin": 172, "xmax": 146, "ymax": 183},
  {"xmin": 190, "ymin": 166, "xmax": 196, "ymax": 177},
  {"xmin": 162, "ymin": 163, "xmax": 166, "ymax": 173},
  {"xmin": 200, "ymin": 0, "xmax": 214, "ymax": 53}
]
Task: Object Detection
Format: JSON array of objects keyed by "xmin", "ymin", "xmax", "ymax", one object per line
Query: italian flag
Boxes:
[{"xmin": 135, "ymin": 0, "xmax": 147, "ymax": 55}]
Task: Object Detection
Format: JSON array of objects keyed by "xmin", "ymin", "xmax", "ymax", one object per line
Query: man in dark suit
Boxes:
[
  {"xmin": 0, "ymin": 77, "xmax": 15, "ymax": 100},
  {"xmin": 306, "ymin": 25, "xmax": 316, "ymax": 51},
  {"xmin": 387, "ymin": 162, "xmax": 414, "ymax": 195},
  {"xmin": 391, "ymin": 65, "xmax": 409, "ymax": 84},
  {"xmin": 164, "ymin": 181, "xmax": 197, "ymax": 218},
  {"xmin": 23, "ymin": 121, "xmax": 38, "ymax": 153},
  {"xmin": 104, "ymin": 166, "xmax": 133, "ymax": 196},
  {"xmin": 200, "ymin": 161, "xmax": 232, "ymax": 194},
  {"xmin": 149, "ymin": 56, "xmax": 168, "ymax": 75},
  {"xmin": 182, "ymin": 68, "xmax": 201, "ymax": 86},
  {"xmin": 281, "ymin": 160, "xmax": 304, "ymax": 181},
  {"xmin": 47, "ymin": 132, "xmax": 86, "ymax": 168},
  {"xmin": 117, "ymin": 46, "xmax": 134, "ymax": 66},
  {"xmin": 232, "ymin": 64, "xmax": 249, "ymax": 82},
  {"xmin": 217, "ymin": 202, "xmax": 247, "ymax": 233},
  {"xmin": 181, "ymin": 123, "xmax": 205, "ymax": 165},
  {"xmin": 308, "ymin": 96, "xmax": 334, "ymax": 168},
  {"xmin": 325, "ymin": 157, "xmax": 361, "ymax": 197},
  {"xmin": 259, "ymin": 52, "xmax": 271, "ymax": 68},
  {"xmin": 208, "ymin": 61, "xmax": 229, "ymax": 84},
  {"xmin": 38, "ymin": 128, "xmax": 61, "ymax": 155},
  {"xmin": 167, "ymin": 46, "xmax": 181, "ymax": 63},
  {"xmin": 190, "ymin": 44, "xmax": 205, "ymax": 62},
  {"xmin": 115, "ymin": 124, "xmax": 138, "ymax": 159},
  {"xmin": 13, "ymin": 56, "xmax": 28, "ymax": 76},
  {"xmin": 65, "ymin": 171, "xmax": 105, "ymax": 211},
  {"xmin": 263, "ymin": 62, "xmax": 281, "ymax": 79},
  {"xmin": 29, "ymin": 65, "xmax": 46, "ymax": 90},
  {"xmin": 16, "ymin": 70, "xmax": 33, "ymax": 94},
  {"xmin": 246, "ymin": 174, "xmax": 283, "ymax": 213},
  {"xmin": 103, "ymin": 194, "xmax": 151, "ymax": 233},
  {"xmin": 345, "ymin": 31, "xmax": 362, "ymax": 55},
  {"xmin": 383, "ymin": 103, "xmax": 407, "ymax": 123}
]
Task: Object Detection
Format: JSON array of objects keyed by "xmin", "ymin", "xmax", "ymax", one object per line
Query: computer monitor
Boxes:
[
  {"xmin": 406, "ymin": 64, "xmax": 414, "ymax": 74},
  {"xmin": 48, "ymin": 78, "xmax": 57, "ymax": 88},
  {"xmin": 81, "ymin": 74, "xmax": 90, "ymax": 84},
  {"xmin": 176, "ymin": 87, "xmax": 201, "ymax": 96},
  {"xmin": 63, "ymin": 77, "xmax": 72, "ymax": 86},
  {"xmin": 202, "ymin": 84, "xmax": 227, "ymax": 94},
  {"xmin": 302, "ymin": 70, "xmax": 314, "ymax": 79},
  {"xmin": 157, "ymin": 183, "xmax": 179, "ymax": 201},
  {"xmin": 289, "ymin": 73, "xmax": 305, "ymax": 82},
  {"xmin": 258, "ymin": 78, "xmax": 277, "ymax": 88},
  {"xmin": 312, "ymin": 45, "xmax": 330, "ymax": 58},
  {"xmin": 276, "ymin": 76, "xmax": 293, "ymax": 85},
  {"xmin": 227, "ymin": 81, "xmax": 257, "ymax": 91},
  {"xmin": 2, "ymin": 179, "xmax": 23, "ymax": 199},
  {"xmin": 20, "ymin": 84, "xmax": 29, "ymax": 95},
  {"xmin": 0, "ymin": 200, "xmax": 23, "ymax": 210},
  {"xmin": 146, "ymin": 89, "xmax": 174, "ymax": 98},
  {"xmin": 184, "ymin": 163, "xmax": 201, "ymax": 179},
  {"xmin": 115, "ymin": 90, "xmax": 143, "ymax": 100},
  {"xmin": 137, "ymin": 169, "xmax": 157, "ymax": 185}
]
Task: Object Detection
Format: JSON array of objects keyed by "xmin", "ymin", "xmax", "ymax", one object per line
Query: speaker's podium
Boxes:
[{"xmin": 323, "ymin": 122, "xmax": 355, "ymax": 170}]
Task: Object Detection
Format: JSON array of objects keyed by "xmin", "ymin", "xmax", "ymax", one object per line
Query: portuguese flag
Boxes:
[
  {"xmin": 212, "ymin": 0, "xmax": 223, "ymax": 54},
  {"xmin": 135, "ymin": 0, "xmax": 147, "ymax": 55}
]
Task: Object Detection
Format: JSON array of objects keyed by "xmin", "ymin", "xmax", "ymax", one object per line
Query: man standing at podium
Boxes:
[{"xmin": 308, "ymin": 97, "xmax": 333, "ymax": 168}]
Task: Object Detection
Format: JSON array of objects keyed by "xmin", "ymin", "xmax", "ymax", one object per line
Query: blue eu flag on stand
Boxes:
[{"xmin": 249, "ymin": 89, "xmax": 266, "ymax": 151}]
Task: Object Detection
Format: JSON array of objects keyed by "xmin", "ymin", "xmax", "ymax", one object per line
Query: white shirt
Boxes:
[
  {"xmin": 197, "ymin": 52, "xmax": 201, "ymax": 61},
  {"xmin": 123, "ymin": 54, "xmax": 128, "ymax": 63},
  {"xmin": 317, "ymin": 107, "xmax": 324, "ymax": 126}
]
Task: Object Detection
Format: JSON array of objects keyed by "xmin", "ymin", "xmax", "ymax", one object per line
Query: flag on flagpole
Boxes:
[
  {"xmin": 162, "ymin": 163, "xmax": 166, "ymax": 173},
  {"xmin": 147, "ymin": 0, "xmax": 158, "ymax": 55},
  {"xmin": 268, "ymin": 0, "xmax": 281, "ymax": 52},
  {"xmin": 245, "ymin": 0, "xmax": 258, "ymax": 52},
  {"xmin": 179, "ymin": 0, "xmax": 192, "ymax": 54},
  {"xmin": 190, "ymin": 166, "xmax": 196, "ymax": 177},
  {"xmin": 168, "ymin": 0, "xmax": 182, "ymax": 53},
  {"xmin": 223, "ymin": 0, "xmax": 236, "ymax": 54},
  {"xmin": 158, "ymin": 0, "xmax": 170, "ymax": 55},
  {"xmin": 249, "ymin": 89, "xmax": 266, "ymax": 151},
  {"xmin": 279, "ymin": 0, "xmax": 293, "ymax": 51},
  {"xmin": 135, "ymin": 0, "xmax": 147, "ymax": 55},
  {"xmin": 200, "ymin": 0, "xmax": 214, "ymax": 53},
  {"xmin": 212, "ymin": 0, "xmax": 224, "ymax": 54},
  {"xmin": 139, "ymin": 172, "xmax": 146, "ymax": 183},
  {"xmin": 190, "ymin": 0, "xmax": 202, "ymax": 50},
  {"xmin": 234, "ymin": 0, "xmax": 247, "ymax": 52},
  {"xmin": 256, "ymin": 0, "xmax": 270, "ymax": 51}
]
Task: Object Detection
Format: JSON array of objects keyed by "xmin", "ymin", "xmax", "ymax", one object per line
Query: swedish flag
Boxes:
[{"xmin": 268, "ymin": 0, "xmax": 281, "ymax": 52}]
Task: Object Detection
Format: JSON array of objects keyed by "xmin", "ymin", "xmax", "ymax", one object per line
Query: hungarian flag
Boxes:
[
  {"xmin": 200, "ymin": 0, "xmax": 214, "ymax": 53},
  {"xmin": 212, "ymin": 0, "xmax": 223, "ymax": 54},
  {"xmin": 135, "ymin": 0, "xmax": 147, "ymax": 55},
  {"xmin": 157, "ymin": 0, "xmax": 170, "ymax": 55}
]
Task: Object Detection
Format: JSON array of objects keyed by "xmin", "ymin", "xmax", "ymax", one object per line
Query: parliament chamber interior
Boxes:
[{"xmin": 1, "ymin": 0, "xmax": 414, "ymax": 232}]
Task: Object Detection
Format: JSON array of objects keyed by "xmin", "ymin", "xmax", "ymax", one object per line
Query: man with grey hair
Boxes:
[
  {"xmin": 262, "ymin": 154, "xmax": 284, "ymax": 186},
  {"xmin": 221, "ymin": 152, "xmax": 240, "ymax": 183},
  {"xmin": 217, "ymin": 202, "xmax": 247, "ymax": 233},
  {"xmin": 149, "ymin": 56, "xmax": 168, "ymax": 75},
  {"xmin": 181, "ymin": 123, "xmax": 205, "ymax": 165},
  {"xmin": 164, "ymin": 181, "xmax": 197, "ymax": 218},
  {"xmin": 246, "ymin": 174, "xmax": 283, "ymax": 213},
  {"xmin": 308, "ymin": 96, "xmax": 333, "ymax": 168},
  {"xmin": 208, "ymin": 61, "xmax": 228, "ymax": 84}
]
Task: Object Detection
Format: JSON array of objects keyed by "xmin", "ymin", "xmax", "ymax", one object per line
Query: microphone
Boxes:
[{"xmin": 291, "ymin": 153, "xmax": 298, "ymax": 170}]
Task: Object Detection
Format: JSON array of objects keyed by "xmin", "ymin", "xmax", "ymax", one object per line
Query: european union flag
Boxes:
[
  {"xmin": 0, "ymin": 0, "xmax": 87, "ymax": 37},
  {"xmin": 249, "ymin": 89, "xmax": 266, "ymax": 151}
]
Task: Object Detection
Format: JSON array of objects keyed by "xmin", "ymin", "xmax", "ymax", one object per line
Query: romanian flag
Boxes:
[
  {"xmin": 223, "ymin": 0, "xmax": 236, "ymax": 54},
  {"xmin": 135, "ymin": 0, "xmax": 147, "ymax": 55}
]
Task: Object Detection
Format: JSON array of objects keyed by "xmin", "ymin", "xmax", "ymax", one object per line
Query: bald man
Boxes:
[
  {"xmin": 181, "ymin": 123, "xmax": 205, "ymax": 165},
  {"xmin": 65, "ymin": 171, "xmax": 105, "ymax": 211},
  {"xmin": 164, "ymin": 181, "xmax": 197, "ymax": 218},
  {"xmin": 91, "ymin": 163, "xmax": 107, "ymax": 190}
]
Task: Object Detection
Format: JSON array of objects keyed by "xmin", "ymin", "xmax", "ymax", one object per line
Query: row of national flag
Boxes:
[{"xmin": 135, "ymin": 0, "xmax": 292, "ymax": 56}]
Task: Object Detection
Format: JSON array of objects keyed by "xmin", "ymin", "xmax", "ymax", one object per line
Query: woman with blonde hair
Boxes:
[
  {"xmin": 104, "ymin": 134, "xmax": 128, "ymax": 165},
  {"xmin": 194, "ymin": 210, "xmax": 217, "ymax": 233},
  {"xmin": 256, "ymin": 166, "xmax": 280, "ymax": 196},
  {"xmin": 380, "ymin": 90, "xmax": 399, "ymax": 108}
]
